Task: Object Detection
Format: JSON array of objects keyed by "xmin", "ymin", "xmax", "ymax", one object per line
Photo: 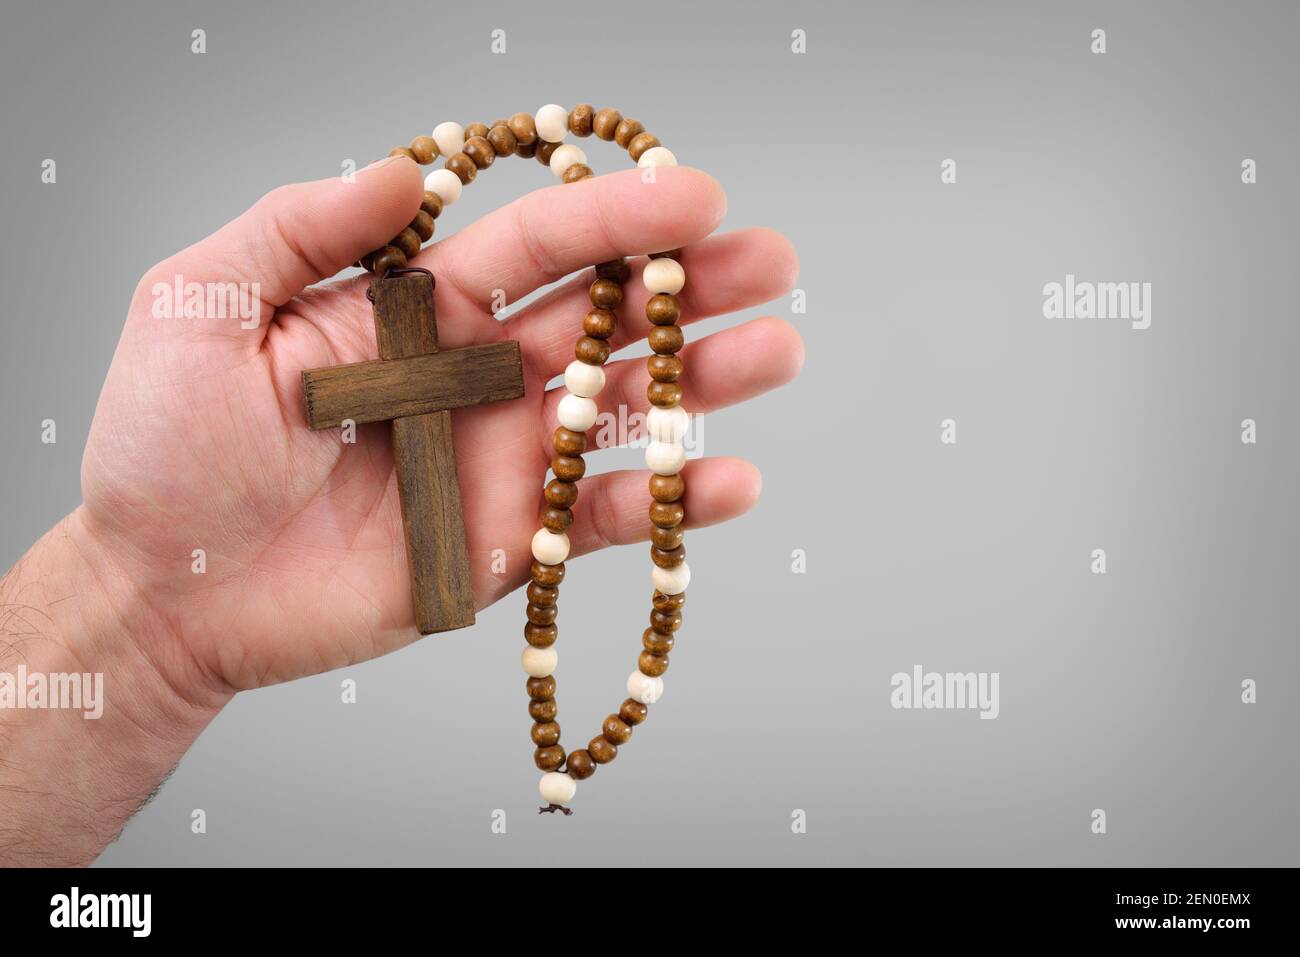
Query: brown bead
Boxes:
[
  {"xmin": 639, "ymin": 651, "xmax": 669, "ymax": 677},
  {"xmin": 646, "ymin": 293, "xmax": 680, "ymax": 325},
  {"xmin": 592, "ymin": 108, "xmax": 623, "ymax": 141},
  {"xmin": 526, "ymin": 603, "xmax": 558, "ymax": 627},
  {"xmin": 651, "ymin": 545, "xmax": 685, "ymax": 569},
  {"xmin": 524, "ymin": 623, "xmax": 557, "ymax": 647},
  {"xmin": 552, "ymin": 454, "xmax": 586, "ymax": 482},
  {"xmin": 534, "ymin": 744, "xmax": 565, "ymax": 771},
  {"xmin": 627, "ymin": 132, "xmax": 661, "ymax": 162},
  {"xmin": 575, "ymin": 336, "xmax": 611, "ymax": 365},
  {"xmin": 568, "ymin": 104, "xmax": 595, "ymax": 137},
  {"xmin": 650, "ymin": 609, "xmax": 682, "ymax": 634},
  {"xmin": 530, "ymin": 698, "xmax": 558, "ymax": 722},
  {"xmin": 446, "ymin": 153, "xmax": 477, "ymax": 184},
  {"xmin": 614, "ymin": 118, "xmax": 645, "ymax": 148},
  {"xmin": 536, "ymin": 141, "xmax": 559, "ymax": 166},
  {"xmin": 566, "ymin": 749, "xmax": 596, "ymax": 780},
  {"xmin": 649, "ymin": 326, "xmax": 684, "ymax": 355},
  {"xmin": 409, "ymin": 136, "xmax": 438, "ymax": 164},
  {"xmin": 508, "ymin": 112, "xmax": 538, "ymax": 146},
  {"xmin": 647, "ymin": 355, "xmax": 683, "ymax": 383},
  {"xmin": 650, "ymin": 525, "xmax": 685, "ymax": 551},
  {"xmin": 487, "ymin": 124, "xmax": 517, "ymax": 157},
  {"xmin": 540, "ymin": 506, "xmax": 572, "ymax": 533},
  {"xmin": 596, "ymin": 259, "xmax": 631, "ymax": 283},
  {"xmin": 584, "ymin": 308, "xmax": 617, "ymax": 339},
  {"xmin": 531, "ymin": 721, "xmax": 561, "ymax": 747},
  {"xmin": 531, "ymin": 560, "xmax": 565, "ymax": 587},
  {"xmin": 409, "ymin": 209, "xmax": 435, "ymax": 242},
  {"xmin": 650, "ymin": 501, "xmax": 685, "ymax": 528},
  {"xmin": 648, "ymin": 381, "xmax": 682, "ymax": 408},
  {"xmin": 393, "ymin": 227, "xmax": 422, "ymax": 260},
  {"xmin": 588, "ymin": 736, "xmax": 617, "ymax": 764},
  {"xmin": 589, "ymin": 279, "xmax": 624, "ymax": 309},
  {"xmin": 527, "ymin": 581, "xmax": 559, "ymax": 606},
  {"xmin": 527, "ymin": 675, "xmax": 557, "ymax": 699},
  {"xmin": 649, "ymin": 473, "xmax": 685, "ymax": 503},
  {"xmin": 463, "ymin": 135, "xmax": 495, "ymax": 170},
  {"xmin": 421, "ymin": 190, "xmax": 444, "ymax": 219},
  {"xmin": 465, "ymin": 122, "xmax": 489, "ymax": 140},
  {"xmin": 514, "ymin": 139, "xmax": 537, "ymax": 159},
  {"xmin": 619, "ymin": 698, "xmax": 649, "ymax": 726},
  {"xmin": 602, "ymin": 715, "xmax": 632, "ymax": 745},
  {"xmin": 553, "ymin": 427, "xmax": 587, "ymax": 456},
  {"xmin": 650, "ymin": 248, "xmax": 682, "ymax": 260},
  {"xmin": 643, "ymin": 627, "xmax": 676, "ymax": 654},
  {"xmin": 544, "ymin": 479, "xmax": 578, "ymax": 509},
  {"xmin": 653, "ymin": 590, "xmax": 686, "ymax": 612},
  {"xmin": 562, "ymin": 163, "xmax": 593, "ymax": 184},
  {"xmin": 371, "ymin": 245, "xmax": 406, "ymax": 275},
  {"xmin": 389, "ymin": 146, "xmax": 418, "ymax": 162}
]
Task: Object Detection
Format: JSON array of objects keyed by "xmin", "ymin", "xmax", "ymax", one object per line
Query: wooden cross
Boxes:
[{"xmin": 301, "ymin": 269, "xmax": 524, "ymax": 634}]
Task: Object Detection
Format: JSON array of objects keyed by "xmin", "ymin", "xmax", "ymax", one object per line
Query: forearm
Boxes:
[{"xmin": 0, "ymin": 510, "xmax": 231, "ymax": 865}]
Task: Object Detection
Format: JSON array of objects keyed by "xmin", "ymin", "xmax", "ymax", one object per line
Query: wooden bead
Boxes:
[
  {"xmin": 553, "ymin": 427, "xmax": 587, "ymax": 456},
  {"xmin": 646, "ymin": 293, "xmax": 681, "ymax": 326},
  {"xmin": 487, "ymin": 124, "xmax": 517, "ymax": 156},
  {"xmin": 648, "ymin": 381, "xmax": 682, "ymax": 408},
  {"xmin": 514, "ymin": 139, "xmax": 537, "ymax": 159},
  {"xmin": 527, "ymin": 581, "xmax": 559, "ymax": 606},
  {"xmin": 639, "ymin": 650, "xmax": 669, "ymax": 677},
  {"xmin": 534, "ymin": 744, "xmax": 565, "ymax": 771},
  {"xmin": 530, "ymin": 698, "xmax": 558, "ymax": 722},
  {"xmin": 465, "ymin": 122, "xmax": 489, "ymax": 140},
  {"xmin": 568, "ymin": 104, "xmax": 595, "ymax": 136},
  {"xmin": 592, "ymin": 108, "xmax": 622, "ymax": 141},
  {"xmin": 535, "ymin": 104, "xmax": 569, "ymax": 142},
  {"xmin": 649, "ymin": 326, "xmax": 684, "ymax": 355},
  {"xmin": 643, "ymin": 627, "xmax": 676, "ymax": 654},
  {"xmin": 389, "ymin": 146, "xmax": 418, "ymax": 162},
  {"xmin": 531, "ymin": 559, "xmax": 565, "ymax": 587},
  {"xmin": 409, "ymin": 136, "xmax": 438, "ymax": 164},
  {"xmin": 532, "ymin": 721, "xmax": 561, "ymax": 747},
  {"xmin": 531, "ymin": 528, "xmax": 570, "ymax": 564},
  {"xmin": 649, "ymin": 473, "xmax": 685, "ymax": 503},
  {"xmin": 619, "ymin": 698, "xmax": 649, "ymax": 726},
  {"xmin": 540, "ymin": 505, "xmax": 572, "ymax": 533},
  {"xmin": 557, "ymin": 394, "xmax": 598, "ymax": 431},
  {"xmin": 393, "ymin": 227, "xmax": 421, "ymax": 260},
  {"xmin": 446, "ymin": 153, "xmax": 477, "ymax": 184},
  {"xmin": 527, "ymin": 675, "xmax": 557, "ymax": 699},
  {"xmin": 653, "ymin": 590, "xmax": 686, "ymax": 612},
  {"xmin": 652, "ymin": 562, "xmax": 690, "ymax": 596},
  {"xmin": 638, "ymin": 146, "xmax": 678, "ymax": 169},
  {"xmin": 552, "ymin": 454, "xmax": 586, "ymax": 482},
  {"xmin": 575, "ymin": 336, "xmax": 611, "ymax": 365},
  {"xmin": 588, "ymin": 736, "xmax": 617, "ymax": 764},
  {"xmin": 650, "ymin": 501, "xmax": 685, "ymax": 528},
  {"xmin": 550, "ymin": 144, "xmax": 587, "ymax": 178},
  {"xmin": 566, "ymin": 749, "xmax": 596, "ymax": 780},
  {"xmin": 602, "ymin": 715, "xmax": 632, "ymax": 745},
  {"xmin": 562, "ymin": 163, "xmax": 593, "ymax": 184},
  {"xmin": 545, "ymin": 479, "xmax": 578, "ymax": 509},
  {"xmin": 463, "ymin": 135, "xmax": 495, "ymax": 170},
  {"xmin": 627, "ymin": 132, "xmax": 661, "ymax": 162},
  {"xmin": 647, "ymin": 355, "xmax": 683, "ymax": 383},
  {"xmin": 650, "ymin": 525, "xmax": 684, "ymax": 551},
  {"xmin": 584, "ymin": 308, "xmax": 617, "ymax": 339},
  {"xmin": 409, "ymin": 209, "xmax": 435, "ymax": 242},
  {"xmin": 509, "ymin": 112, "xmax": 537, "ymax": 145},
  {"xmin": 526, "ymin": 602, "xmax": 558, "ymax": 626},
  {"xmin": 540, "ymin": 771, "xmax": 576, "ymax": 804},
  {"xmin": 596, "ymin": 259, "xmax": 631, "ymax": 283},
  {"xmin": 589, "ymin": 279, "xmax": 624, "ymax": 309},
  {"xmin": 614, "ymin": 118, "xmax": 645, "ymax": 148},
  {"xmin": 644, "ymin": 258, "xmax": 686, "ymax": 295},
  {"xmin": 536, "ymin": 141, "xmax": 559, "ymax": 166},
  {"xmin": 420, "ymin": 190, "xmax": 444, "ymax": 219},
  {"xmin": 522, "ymin": 645, "xmax": 557, "ymax": 677},
  {"xmin": 646, "ymin": 441, "xmax": 686, "ymax": 476},
  {"xmin": 525, "ymin": 622, "xmax": 558, "ymax": 648},
  {"xmin": 651, "ymin": 545, "xmax": 685, "ymax": 568},
  {"xmin": 371, "ymin": 245, "xmax": 406, "ymax": 275},
  {"xmin": 627, "ymin": 671, "xmax": 664, "ymax": 704},
  {"xmin": 646, "ymin": 405, "xmax": 689, "ymax": 443},
  {"xmin": 567, "ymin": 357, "xmax": 608, "ymax": 395},
  {"xmin": 425, "ymin": 168, "xmax": 462, "ymax": 204},
  {"xmin": 432, "ymin": 121, "xmax": 465, "ymax": 157}
]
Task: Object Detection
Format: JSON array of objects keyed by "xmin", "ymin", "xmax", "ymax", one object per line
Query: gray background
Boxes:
[{"xmin": 1, "ymin": 0, "xmax": 1296, "ymax": 866}]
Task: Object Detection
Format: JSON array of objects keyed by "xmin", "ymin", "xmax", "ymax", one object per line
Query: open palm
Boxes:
[{"xmin": 79, "ymin": 158, "xmax": 801, "ymax": 692}]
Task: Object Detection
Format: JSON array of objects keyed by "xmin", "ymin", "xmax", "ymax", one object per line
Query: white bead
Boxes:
[
  {"xmin": 534, "ymin": 104, "xmax": 569, "ymax": 143},
  {"xmin": 637, "ymin": 146, "xmax": 678, "ymax": 168},
  {"xmin": 539, "ymin": 771, "xmax": 577, "ymax": 805},
  {"xmin": 563, "ymin": 360, "xmax": 605, "ymax": 398},
  {"xmin": 549, "ymin": 144, "xmax": 587, "ymax": 179},
  {"xmin": 531, "ymin": 528, "xmax": 570, "ymax": 565},
  {"xmin": 646, "ymin": 405, "xmax": 689, "ymax": 444},
  {"xmin": 522, "ymin": 645, "xmax": 558, "ymax": 678},
  {"xmin": 643, "ymin": 258, "xmax": 686, "ymax": 295},
  {"xmin": 424, "ymin": 168, "xmax": 462, "ymax": 206},
  {"xmin": 645, "ymin": 441, "xmax": 686, "ymax": 475},
  {"xmin": 652, "ymin": 561, "xmax": 691, "ymax": 596},
  {"xmin": 432, "ymin": 121, "xmax": 464, "ymax": 158},
  {"xmin": 557, "ymin": 393, "xmax": 598, "ymax": 432},
  {"xmin": 627, "ymin": 671, "xmax": 664, "ymax": 704}
]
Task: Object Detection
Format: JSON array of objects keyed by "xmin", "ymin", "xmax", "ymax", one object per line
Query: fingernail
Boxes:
[{"xmin": 361, "ymin": 155, "xmax": 402, "ymax": 173}]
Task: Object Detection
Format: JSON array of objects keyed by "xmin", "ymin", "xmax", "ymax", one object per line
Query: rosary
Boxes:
[{"xmin": 301, "ymin": 105, "xmax": 689, "ymax": 814}]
